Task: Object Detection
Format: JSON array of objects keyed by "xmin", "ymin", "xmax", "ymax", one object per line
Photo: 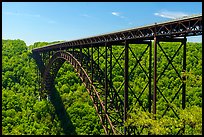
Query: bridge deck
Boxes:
[{"xmin": 32, "ymin": 14, "xmax": 202, "ymax": 53}]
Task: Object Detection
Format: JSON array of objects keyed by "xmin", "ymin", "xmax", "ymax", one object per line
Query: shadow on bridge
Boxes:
[{"xmin": 49, "ymin": 85, "xmax": 77, "ymax": 135}]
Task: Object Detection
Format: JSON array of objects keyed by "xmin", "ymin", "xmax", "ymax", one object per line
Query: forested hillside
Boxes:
[
  {"xmin": 2, "ymin": 39, "xmax": 202, "ymax": 135},
  {"xmin": 2, "ymin": 39, "xmax": 104, "ymax": 135}
]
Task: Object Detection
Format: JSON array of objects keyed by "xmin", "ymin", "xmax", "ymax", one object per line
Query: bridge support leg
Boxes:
[
  {"xmin": 182, "ymin": 37, "xmax": 187, "ymax": 134},
  {"xmin": 32, "ymin": 52, "xmax": 46, "ymax": 98},
  {"xmin": 182, "ymin": 36, "xmax": 187, "ymax": 110},
  {"xmin": 72, "ymin": 46, "xmax": 74, "ymax": 56},
  {"xmin": 87, "ymin": 47, "xmax": 90, "ymax": 70},
  {"xmin": 36, "ymin": 65, "xmax": 40, "ymax": 98},
  {"xmin": 152, "ymin": 37, "xmax": 187, "ymax": 135},
  {"xmin": 124, "ymin": 40, "xmax": 129, "ymax": 135},
  {"xmin": 105, "ymin": 43, "xmax": 109, "ymax": 133},
  {"xmin": 149, "ymin": 41, "xmax": 152, "ymax": 113},
  {"xmin": 98, "ymin": 46, "xmax": 100, "ymax": 81},
  {"xmin": 80, "ymin": 46, "xmax": 82, "ymax": 67},
  {"xmin": 109, "ymin": 45, "xmax": 113, "ymax": 107},
  {"xmin": 127, "ymin": 40, "xmax": 152, "ymax": 134},
  {"xmin": 153, "ymin": 37, "xmax": 157, "ymax": 119},
  {"xmin": 91, "ymin": 45, "xmax": 93, "ymax": 96}
]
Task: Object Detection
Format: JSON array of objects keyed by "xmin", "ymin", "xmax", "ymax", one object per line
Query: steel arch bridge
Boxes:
[{"xmin": 32, "ymin": 14, "xmax": 202, "ymax": 135}]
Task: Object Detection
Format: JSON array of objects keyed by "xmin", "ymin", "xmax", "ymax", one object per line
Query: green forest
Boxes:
[{"xmin": 2, "ymin": 39, "xmax": 202, "ymax": 135}]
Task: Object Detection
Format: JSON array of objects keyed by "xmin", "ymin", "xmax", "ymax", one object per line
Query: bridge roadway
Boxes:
[
  {"xmin": 32, "ymin": 14, "xmax": 202, "ymax": 53},
  {"xmin": 32, "ymin": 14, "xmax": 202, "ymax": 135}
]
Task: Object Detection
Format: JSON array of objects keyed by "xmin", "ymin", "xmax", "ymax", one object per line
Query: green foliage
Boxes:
[
  {"xmin": 2, "ymin": 40, "xmax": 103, "ymax": 135},
  {"xmin": 125, "ymin": 105, "xmax": 202, "ymax": 135}
]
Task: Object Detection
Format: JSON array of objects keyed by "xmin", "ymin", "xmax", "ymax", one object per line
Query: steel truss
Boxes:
[
  {"xmin": 32, "ymin": 36, "xmax": 192, "ymax": 135},
  {"xmin": 153, "ymin": 37, "xmax": 187, "ymax": 135},
  {"xmin": 33, "ymin": 36, "xmax": 186, "ymax": 134}
]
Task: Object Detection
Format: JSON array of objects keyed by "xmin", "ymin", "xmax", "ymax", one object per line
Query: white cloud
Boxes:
[
  {"xmin": 111, "ymin": 12, "xmax": 126, "ymax": 19},
  {"xmin": 154, "ymin": 10, "xmax": 189, "ymax": 19},
  {"xmin": 112, "ymin": 12, "xmax": 120, "ymax": 16}
]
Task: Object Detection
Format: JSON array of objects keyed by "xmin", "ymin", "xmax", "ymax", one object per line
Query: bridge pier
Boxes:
[
  {"xmin": 125, "ymin": 40, "xmax": 152, "ymax": 135},
  {"xmin": 148, "ymin": 41, "xmax": 152, "ymax": 114},
  {"xmin": 152, "ymin": 36, "xmax": 187, "ymax": 125},
  {"xmin": 153, "ymin": 36, "xmax": 157, "ymax": 118},
  {"xmin": 124, "ymin": 40, "xmax": 129, "ymax": 135}
]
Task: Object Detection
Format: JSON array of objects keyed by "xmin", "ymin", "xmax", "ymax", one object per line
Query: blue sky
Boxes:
[{"xmin": 2, "ymin": 2, "xmax": 202, "ymax": 46}]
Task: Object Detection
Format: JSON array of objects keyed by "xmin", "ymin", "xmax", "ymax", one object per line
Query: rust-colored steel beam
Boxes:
[
  {"xmin": 182, "ymin": 37, "xmax": 187, "ymax": 110},
  {"xmin": 32, "ymin": 14, "xmax": 202, "ymax": 53},
  {"xmin": 153, "ymin": 36, "xmax": 157, "ymax": 118},
  {"xmin": 124, "ymin": 40, "xmax": 129, "ymax": 135},
  {"xmin": 105, "ymin": 43, "xmax": 108, "ymax": 132},
  {"xmin": 149, "ymin": 41, "xmax": 152, "ymax": 113}
]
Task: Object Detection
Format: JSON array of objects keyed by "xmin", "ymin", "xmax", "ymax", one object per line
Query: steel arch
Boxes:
[{"xmin": 40, "ymin": 51, "xmax": 120, "ymax": 134}]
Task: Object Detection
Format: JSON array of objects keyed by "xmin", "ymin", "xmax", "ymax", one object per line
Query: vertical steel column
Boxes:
[
  {"xmin": 38, "ymin": 66, "xmax": 41, "ymax": 92},
  {"xmin": 182, "ymin": 37, "xmax": 187, "ymax": 109},
  {"xmin": 105, "ymin": 43, "xmax": 108, "ymax": 133},
  {"xmin": 45, "ymin": 52, "xmax": 49, "ymax": 64},
  {"xmin": 110, "ymin": 45, "xmax": 113, "ymax": 101},
  {"xmin": 39, "ymin": 56, "xmax": 43, "ymax": 98},
  {"xmin": 38, "ymin": 53, "xmax": 42, "ymax": 97},
  {"xmin": 42, "ymin": 52, "xmax": 44, "ymax": 66},
  {"xmin": 98, "ymin": 47, "xmax": 100, "ymax": 81},
  {"xmin": 49, "ymin": 51, "xmax": 50, "ymax": 60},
  {"xmin": 91, "ymin": 45, "xmax": 93, "ymax": 95},
  {"xmin": 87, "ymin": 47, "xmax": 90, "ymax": 70},
  {"xmin": 149, "ymin": 41, "xmax": 152, "ymax": 113},
  {"xmin": 80, "ymin": 46, "xmax": 82, "ymax": 67},
  {"xmin": 41, "ymin": 52, "xmax": 46, "ymax": 78},
  {"xmin": 153, "ymin": 37, "xmax": 157, "ymax": 118},
  {"xmin": 72, "ymin": 47, "xmax": 74, "ymax": 56},
  {"xmin": 182, "ymin": 37, "xmax": 186, "ymax": 134},
  {"xmin": 44, "ymin": 52, "xmax": 46, "ymax": 65},
  {"xmin": 42, "ymin": 52, "xmax": 44, "ymax": 64},
  {"xmin": 96, "ymin": 46, "xmax": 100, "ymax": 113},
  {"xmin": 36, "ymin": 65, "xmax": 38, "ymax": 93},
  {"xmin": 124, "ymin": 40, "xmax": 129, "ymax": 135}
]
